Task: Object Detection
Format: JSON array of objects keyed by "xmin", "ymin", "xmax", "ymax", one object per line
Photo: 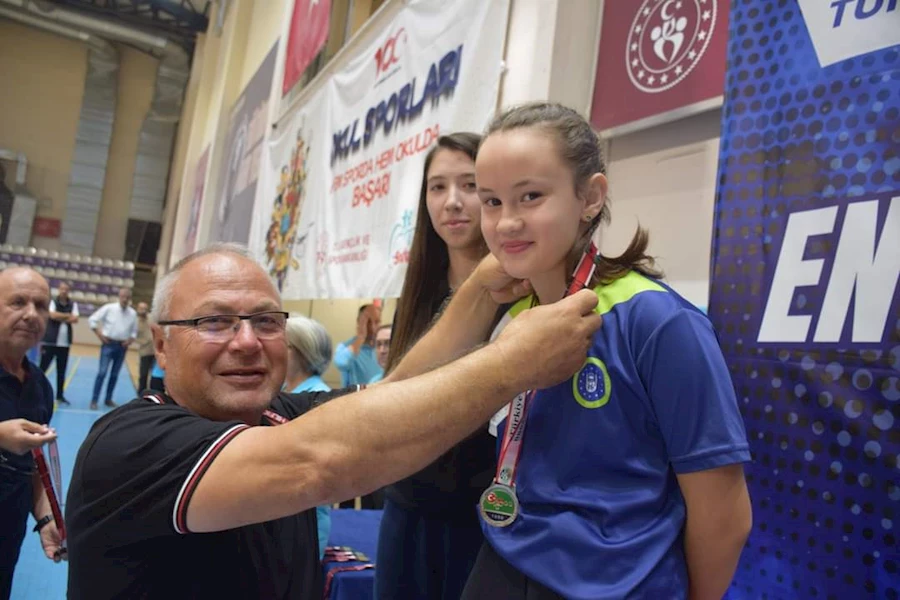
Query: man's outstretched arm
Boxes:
[{"xmin": 187, "ymin": 288, "xmax": 601, "ymax": 532}]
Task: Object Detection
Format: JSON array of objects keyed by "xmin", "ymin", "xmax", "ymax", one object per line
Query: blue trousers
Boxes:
[
  {"xmin": 375, "ymin": 498, "xmax": 483, "ymax": 600},
  {"xmin": 92, "ymin": 342, "xmax": 126, "ymax": 404}
]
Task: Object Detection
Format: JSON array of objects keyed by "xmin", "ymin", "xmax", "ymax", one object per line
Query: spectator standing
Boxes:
[
  {"xmin": 0, "ymin": 267, "xmax": 65, "ymax": 599},
  {"xmin": 39, "ymin": 281, "xmax": 78, "ymax": 405},
  {"xmin": 88, "ymin": 287, "xmax": 137, "ymax": 409}
]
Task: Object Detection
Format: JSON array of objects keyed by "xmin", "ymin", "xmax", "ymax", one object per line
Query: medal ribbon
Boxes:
[
  {"xmin": 493, "ymin": 389, "xmax": 534, "ymax": 486},
  {"xmin": 490, "ymin": 242, "xmax": 600, "ymax": 489}
]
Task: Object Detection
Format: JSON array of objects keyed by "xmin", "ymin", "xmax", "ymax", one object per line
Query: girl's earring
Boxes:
[{"xmin": 583, "ymin": 215, "xmax": 593, "ymax": 222}]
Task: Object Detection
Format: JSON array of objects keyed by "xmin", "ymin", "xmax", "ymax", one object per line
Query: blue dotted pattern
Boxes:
[{"xmin": 709, "ymin": 1, "xmax": 900, "ymax": 599}]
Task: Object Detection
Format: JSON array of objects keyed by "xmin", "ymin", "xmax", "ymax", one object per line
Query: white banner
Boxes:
[{"xmin": 250, "ymin": 0, "xmax": 509, "ymax": 299}]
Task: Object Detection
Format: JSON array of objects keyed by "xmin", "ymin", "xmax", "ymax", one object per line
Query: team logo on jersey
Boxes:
[
  {"xmin": 574, "ymin": 357, "xmax": 611, "ymax": 409},
  {"xmin": 625, "ymin": 0, "xmax": 717, "ymax": 93}
]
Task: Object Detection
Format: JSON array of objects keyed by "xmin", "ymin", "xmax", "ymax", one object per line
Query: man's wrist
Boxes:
[
  {"xmin": 470, "ymin": 342, "xmax": 519, "ymax": 402},
  {"xmin": 33, "ymin": 514, "xmax": 53, "ymax": 532}
]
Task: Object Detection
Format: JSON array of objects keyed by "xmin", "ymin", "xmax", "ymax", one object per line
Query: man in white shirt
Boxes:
[
  {"xmin": 39, "ymin": 282, "xmax": 79, "ymax": 405},
  {"xmin": 88, "ymin": 287, "xmax": 137, "ymax": 410}
]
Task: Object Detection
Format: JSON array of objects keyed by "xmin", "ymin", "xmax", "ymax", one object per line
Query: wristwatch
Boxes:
[{"xmin": 33, "ymin": 515, "xmax": 53, "ymax": 533}]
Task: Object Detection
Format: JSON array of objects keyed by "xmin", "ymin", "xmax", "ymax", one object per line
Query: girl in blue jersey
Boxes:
[{"xmin": 462, "ymin": 103, "xmax": 752, "ymax": 600}]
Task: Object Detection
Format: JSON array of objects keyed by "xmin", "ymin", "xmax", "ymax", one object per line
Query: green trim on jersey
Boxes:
[
  {"xmin": 507, "ymin": 271, "xmax": 667, "ymax": 318},
  {"xmin": 594, "ymin": 271, "xmax": 666, "ymax": 315}
]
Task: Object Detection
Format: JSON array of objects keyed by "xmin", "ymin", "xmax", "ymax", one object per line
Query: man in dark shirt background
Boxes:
[{"xmin": 0, "ymin": 267, "xmax": 65, "ymax": 599}]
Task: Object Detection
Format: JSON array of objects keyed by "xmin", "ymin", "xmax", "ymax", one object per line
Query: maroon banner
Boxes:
[
  {"xmin": 591, "ymin": 0, "xmax": 729, "ymax": 135},
  {"xmin": 282, "ymin": 0, "xmax": 332, "ymax": 95}
]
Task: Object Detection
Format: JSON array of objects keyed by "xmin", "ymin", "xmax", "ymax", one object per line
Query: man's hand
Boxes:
[
  {"xmin": 0, "ymin": 419, "xmax": 57, "ymax": 454},
  {"xmin": 472, "ymin": 253, "xmax": 533, "ymax": 304},
  {"xmin": 494, "ymin": 288, "xmax": 601, "ymax": 391},
  {"xmin": 122, "ymin": 339, "xmax": 132, "ymax": 348},
  {"xmin": 38, "ymin": 519, "xmax": 67, "ymax": 563}
]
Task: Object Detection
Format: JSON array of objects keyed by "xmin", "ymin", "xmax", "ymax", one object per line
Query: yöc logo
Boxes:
[{"xmin": 375, "ymin": 28, "xmax": 406, "ymax": 77}]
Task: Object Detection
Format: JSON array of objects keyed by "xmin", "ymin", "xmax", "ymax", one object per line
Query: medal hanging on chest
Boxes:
[
  {"xmin": 479, "ymin": 483, "xmax": 520, "ymax": 527},
  {"xmin": 480, "ymin": 389, "xmax": 533, "ymax": 527}
]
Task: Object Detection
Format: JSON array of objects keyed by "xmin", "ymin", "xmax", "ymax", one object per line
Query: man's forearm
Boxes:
[
  {"xmin": 306, "ymin": 344, "xmax": 514, "ymax": 502},
  {"xmin": 32, "ymin": 473, "xmax": 52, "ymax": 520},
  {"xmin": 188, "ymin": 288, "xmax": 599, "ymax": 533},
  {"xmin": 348, "ymin": 335, "xmax": 364, "ymax": 355},
  {"xmin": 386, "ymin": 276, "xmax": 500, "ymax": 382}
]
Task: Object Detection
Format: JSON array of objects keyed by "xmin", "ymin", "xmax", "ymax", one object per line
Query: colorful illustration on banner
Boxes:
[
  {"xmin": 389, "ymin": 209, "xmax": 415, "ymax": 265},
  {"xmin": 265, "ymin": 128, "xmax": 311, "ymax": 291},
  {"xmin": 626, "ymin": 0, "xmax": 717, "ymax": 93}
]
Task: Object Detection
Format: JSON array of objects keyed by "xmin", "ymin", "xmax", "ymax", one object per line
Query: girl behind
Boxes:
[{"xmin": 376, "ymin": 133, "xmax": 498, "ymax": 600}]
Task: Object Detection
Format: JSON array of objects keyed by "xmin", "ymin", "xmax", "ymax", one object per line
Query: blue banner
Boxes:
[{"xmin": 710, "ymin": 1, "xmax": 899, "ymax": 599}]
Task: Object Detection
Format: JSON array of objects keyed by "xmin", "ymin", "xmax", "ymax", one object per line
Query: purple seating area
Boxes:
[{"xmin": 0, "ymin": 244, "xmax": 135, "ymax": 316}]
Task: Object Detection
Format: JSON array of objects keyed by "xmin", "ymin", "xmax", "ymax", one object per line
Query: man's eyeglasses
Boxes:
[{"xmin": 157, "ymin": 311, "xmax": 289, "ymax": 342}]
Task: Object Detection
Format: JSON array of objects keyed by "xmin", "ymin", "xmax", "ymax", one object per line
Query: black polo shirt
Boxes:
[
  {"xmin": 0, "ymin": 358, "xmax": 54, "ymax": 570},
  {"xmin": 66, "ymin": 388, "xmax": 352, "ymax": 600}
]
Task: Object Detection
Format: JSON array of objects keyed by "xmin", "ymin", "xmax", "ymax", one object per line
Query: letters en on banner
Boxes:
[
  {"xmin": 249, "ymin": 0, "xmax": 509, "ymax": 299},
  {"xmin": 709, "ymin": 1, "xmax": 899, "ymax": 599}
]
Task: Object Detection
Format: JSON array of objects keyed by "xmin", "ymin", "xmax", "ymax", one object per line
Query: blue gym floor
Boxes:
[{"xmin": 11, "ymin": 356, "xmax": 138, "ymax": 600}]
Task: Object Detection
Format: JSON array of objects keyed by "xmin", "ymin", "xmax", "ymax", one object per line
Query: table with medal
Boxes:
[{"xmin": 322, "ymin": 509, "xmax": 382, "ymax": 600}]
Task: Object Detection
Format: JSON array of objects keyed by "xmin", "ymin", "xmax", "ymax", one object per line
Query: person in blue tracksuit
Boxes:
[{"xmin": 461, "ymin": 103, "xmax": 753, "ymax": 600}]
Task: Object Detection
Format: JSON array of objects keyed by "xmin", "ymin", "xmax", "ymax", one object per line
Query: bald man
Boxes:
[{"xmin": 0, "ymin": 268, "xmax": 65, "ymax": 599}]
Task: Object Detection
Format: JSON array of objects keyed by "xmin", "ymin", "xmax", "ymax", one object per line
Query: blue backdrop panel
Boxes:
[{"xmin": 710, "ymin": 1, "xmax": 899, "ymax": 599}]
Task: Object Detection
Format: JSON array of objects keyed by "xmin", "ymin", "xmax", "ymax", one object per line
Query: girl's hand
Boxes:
[{"xmin": 472, "ymin": 254, "xmax": 532, "ymax": 304}]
